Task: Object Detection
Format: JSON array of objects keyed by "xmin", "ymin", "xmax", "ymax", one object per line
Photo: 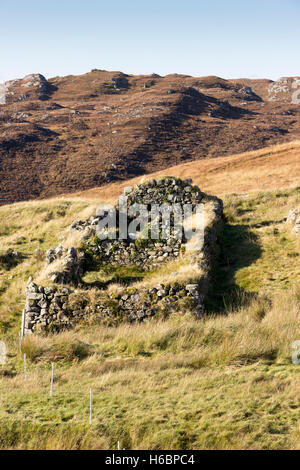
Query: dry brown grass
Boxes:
[
  {"xmin": 132, "ymin": 259, "xmax": 203, "ymax": 290},
  {"xmin": 71, "ymin": 141, "xmax": 300, "ymax": 201},
  {"xmin": 2, "ymin": 70, "xmax": 300, "ymax": 207}
]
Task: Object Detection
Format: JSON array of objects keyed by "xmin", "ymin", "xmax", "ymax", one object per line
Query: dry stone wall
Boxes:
[
  {"xmin": 45, "ymin": 246, "xmax": 86, "ymax": 284},
  {"xmin": 22, "ymin": 177, "xmax": 223, "ymax": 335},
  {"xmin": 23, "ymin": 281, "xmax": 206, "ymax": 334},
  {"xmin": 71, "ymin": 178, "xmax": 205, "ymax": 269}
]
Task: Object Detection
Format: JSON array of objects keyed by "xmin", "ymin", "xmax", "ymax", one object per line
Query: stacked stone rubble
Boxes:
[
  {"xmin": 23, "ymin": 282, "xmax": 72, "ymax": 335},
  {"xmin": 71, "ymin": 177, "xmax": 222, "ymax": 270},
  {"xmin": 45, "ymin": 246, "xmax": 86, "ymax": 285}
]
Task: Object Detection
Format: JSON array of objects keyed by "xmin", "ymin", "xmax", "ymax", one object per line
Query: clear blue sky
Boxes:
[{"xmin": 1, "ymin": 0, "xmax": 299, "ymax": 83}]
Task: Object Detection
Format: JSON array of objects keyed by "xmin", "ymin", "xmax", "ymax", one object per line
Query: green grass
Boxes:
[
  {"xmin": 1, "ymin": 296, "xmax": 300, "ymax": 449},
  {"xmin": 0, "ymin": 187, "xmax": 300, "ymax": 449},
  {"xmin": 208, "ymin": 187, "xmax": 300, "ymax": 312},
  {"xmin": 0, "ymin": 365, "xmax": 299, "ymax": 450}
]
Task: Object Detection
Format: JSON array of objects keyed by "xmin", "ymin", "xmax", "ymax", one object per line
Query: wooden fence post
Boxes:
[
  {"xmin": 50, "ymin": 362, "xmax": 54, "ymax": 397},
  {"xmin": 21, "ymin": 310, "xmax": 25, "ymax": 337},
  {"xmin": 89, "ymin": 388, "xmax": 92, "ymax": 424}
]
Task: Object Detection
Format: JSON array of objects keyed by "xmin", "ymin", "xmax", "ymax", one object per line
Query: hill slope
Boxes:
[
  {"xmin": 1, "ymin": 71, "xmax": 300, "ymax": 205},
  {"xmin": 0, "ymin": 141, "xmax": 300, "ymax": 449}
]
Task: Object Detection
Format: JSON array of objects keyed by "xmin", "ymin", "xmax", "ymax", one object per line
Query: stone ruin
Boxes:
[{"xmin": 22, "ymin": 177, "xmax": 223, "ymax": 335}]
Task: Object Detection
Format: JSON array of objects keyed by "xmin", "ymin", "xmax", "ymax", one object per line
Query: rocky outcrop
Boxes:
[
  {"xmin": 268, "ymin": 77, "xmax": 300, "ymax": 103},
  {"xmin": 0, "ymin": 82, "xmax": 9, "ymax": 105},
  {"xmin": 0, "ymin": 73, "xmax": 54, "ymax": 104},
  {"xmin": 237, "ymin": 86, "xmax": 262, "ymax": 102}
]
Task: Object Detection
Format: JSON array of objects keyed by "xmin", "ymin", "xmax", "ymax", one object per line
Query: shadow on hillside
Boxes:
[
  {"xmin": 206, "ymin": 222, "xmax": 262, "ymax": 314},
  {"xmin": 251, "ymin": 218, "xmax": 286, "ymax": 229},
  {"xmin": 0, "ymin": 251, "xmax": 27, "ymax": 272}
]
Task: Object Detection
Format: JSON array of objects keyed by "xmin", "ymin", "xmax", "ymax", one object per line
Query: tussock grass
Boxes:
[
  {"xmin": 21, "ymin": 333, "xmax": 91, "ymax": 363},
  {"xmin": 0, "ymin": 287, "xmax": 299, "ymax": 449}
]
